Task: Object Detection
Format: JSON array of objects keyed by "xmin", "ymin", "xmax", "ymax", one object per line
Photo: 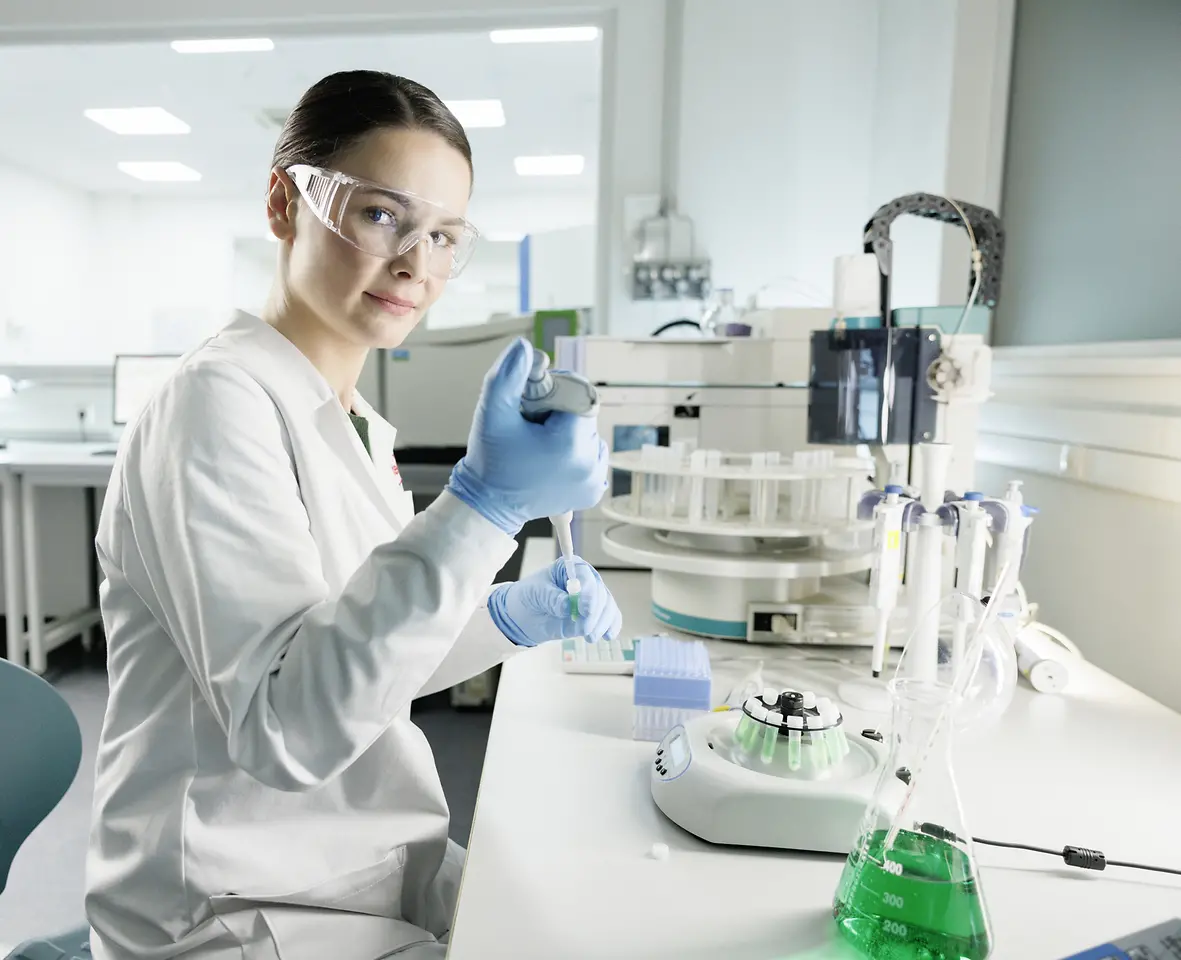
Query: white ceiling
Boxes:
[{"xmin": 0, "ymin": 29, "xmax": 601, "ymax": 233}]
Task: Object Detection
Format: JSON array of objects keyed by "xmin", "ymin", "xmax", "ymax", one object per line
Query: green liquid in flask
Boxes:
[{"xmin": 833, "ymin": 829, "xmax": 990, "ymax": 960}]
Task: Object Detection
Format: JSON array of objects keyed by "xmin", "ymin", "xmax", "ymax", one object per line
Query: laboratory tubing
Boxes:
[{"xmin": 833, "ymin": 677, "xmax": 992, "ymax": 959}]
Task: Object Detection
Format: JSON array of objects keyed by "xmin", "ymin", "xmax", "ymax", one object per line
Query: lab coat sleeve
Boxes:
[
  {"xmin": 118, "ymin": 359, "xmax": 519, "ymax": 792},
  {"xmin": 414, "ymin": 590, "xmax": 523, "ymax": 699}
]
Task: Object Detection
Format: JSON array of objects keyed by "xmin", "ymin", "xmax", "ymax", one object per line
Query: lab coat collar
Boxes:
[
  {"xmin": 217, "ymin": 312, "xmax": 409, "ymax": 531},
  {"xmin": 217, "ymin": 312, "xmax": 337, "ymax": 413}
]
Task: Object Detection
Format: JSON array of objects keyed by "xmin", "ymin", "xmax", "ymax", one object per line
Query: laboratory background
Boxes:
[{"xmin": 1, "ymin": 0, "xmax": 1180, "ymax": 958}]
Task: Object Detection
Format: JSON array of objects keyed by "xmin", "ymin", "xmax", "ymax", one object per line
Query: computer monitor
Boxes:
[{"xmin": 113, "ymin": 354, "xmax": 183, "ymax": 426}]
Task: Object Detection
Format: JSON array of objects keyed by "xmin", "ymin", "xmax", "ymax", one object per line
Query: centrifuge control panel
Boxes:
[{"xmin": 652, "ymin": 726, "xmax": 692, "ymax": 781}]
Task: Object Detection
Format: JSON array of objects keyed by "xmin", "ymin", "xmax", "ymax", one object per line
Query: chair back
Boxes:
[{"xmin": 0, "ymin": 660, "xmax": 82, "ymax": 894}]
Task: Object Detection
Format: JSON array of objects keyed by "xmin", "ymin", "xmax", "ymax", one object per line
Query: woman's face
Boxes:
[{"xmin": 269, "ymin": 127, "xmax": 472, "ymax": 349}]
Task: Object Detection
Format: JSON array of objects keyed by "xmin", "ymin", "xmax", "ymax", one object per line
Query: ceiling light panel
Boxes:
[
  {"xmin": 117, "ymin": 161, "xmax": 202, "ymax": 182},
  {"xmin": 444, "ymin": 100, "xmax": 506, "ymax": 129},
  {"xmin": 85, "ymin": 107, "xmax": 190, "ymax": 135},
  {"xmin": 514, "ymin": 155, "xmax": 585, "ymax": 176},
  {"xmin": 171, "ymin": 38, "xmax": 274, "ymax": 53},
  {"xmin": 490, "ymin": 26, "xmax": 599, "ymax": 43}
]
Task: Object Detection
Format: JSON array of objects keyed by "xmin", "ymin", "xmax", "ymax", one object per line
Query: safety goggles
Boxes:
[{"xmin": 286, "ymin": 164, "xmax": 479, "ymax": 279}]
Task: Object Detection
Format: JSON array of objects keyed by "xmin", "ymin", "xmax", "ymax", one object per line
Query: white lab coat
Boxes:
[{"xmin": 86, "ymin": 312, "xmax": 522, "ymax": 960}]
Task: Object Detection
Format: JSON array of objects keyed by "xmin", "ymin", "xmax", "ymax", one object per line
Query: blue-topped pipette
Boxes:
[{"xmin": 518, "ymin": 345, "xmax": 600, "ymax": 621}]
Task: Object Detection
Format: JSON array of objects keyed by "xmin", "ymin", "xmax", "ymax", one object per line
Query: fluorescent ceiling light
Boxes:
[
  {"xmin": 85, "ymin": 107, "xmax": 190, "ymax": 136},
  {"xmin": 117, "ymin": 161, "xmax": 202, "ymax": 182},
  {"xmin": 486, "ymin": 231, "xmax": 525, "ymax": 243},
  {"xmin": 444, "ymin": 99, "xmax": 506, "ymax": 129},
  {"xmin": 514, "ymin": 154, "xmax": 584, "ymax": 176},
  {"xmin": 490, "ymin": 26, "xmax": 598, "ymax": 43},
  {"xmin": 171, "ymin": 37, "xmax": 274, "ymax": 53}
]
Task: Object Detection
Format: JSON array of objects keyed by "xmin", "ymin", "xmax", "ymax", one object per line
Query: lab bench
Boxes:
[
  {"xmin": 448, "ymin": 549, "xmax": 1181, "ymax": 960},
  {"xmin": 0, "ymin": 442, "xmax": 115, "ymax": 673}
]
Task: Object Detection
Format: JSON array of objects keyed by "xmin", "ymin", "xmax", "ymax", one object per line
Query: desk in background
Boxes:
[
  {"xmin": 0, "ymin": 442, "xmax": 115, "ymax": 673},
  {"xmin": 449, "ymin": 550, "xmax": 1181, "ymax": 959}
]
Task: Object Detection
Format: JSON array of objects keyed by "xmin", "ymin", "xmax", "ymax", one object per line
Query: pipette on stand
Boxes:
[
  {"xmin": 518, "ymin": 345, "xmax": 601, "ymax": 621},
  {"xmin": 883, "ymin": 562, "xmax": 1011, "ymax": 854},
  {"xmin": 949, "ymin": 493, "xmax": 990, "ymax": 667},
  {"xmin": 869, "ymin": 486, "xmax": 906, "ymax": 678}
]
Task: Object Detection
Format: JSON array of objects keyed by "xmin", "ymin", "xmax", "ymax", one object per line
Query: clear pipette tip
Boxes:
[{"xmin": 565, "ymin": 576, "xmax": 583, "ymax": 620}]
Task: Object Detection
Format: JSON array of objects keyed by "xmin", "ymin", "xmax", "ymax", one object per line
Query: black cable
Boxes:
[{"xmin": 973, "ymin": 836, "xmax": 1181, "ymax": 878}]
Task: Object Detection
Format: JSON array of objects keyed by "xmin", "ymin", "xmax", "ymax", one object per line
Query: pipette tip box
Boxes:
[{"xmin": 632, "ymin": 634, "xmax": 711, "ymax": 741}]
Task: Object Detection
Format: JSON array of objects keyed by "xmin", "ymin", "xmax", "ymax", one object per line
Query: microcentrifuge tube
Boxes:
[
  {"xmin": 760, "ymin": 722, "xmax": 778, "ymax": 764},
  {"xmin": 787, "ymin": 729, "xmax": 802, "ymax": 771}
]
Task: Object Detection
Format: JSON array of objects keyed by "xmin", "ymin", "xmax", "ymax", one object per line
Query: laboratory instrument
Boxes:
[
  {"xmin": 834, "ymin": 584, "xmax": 1011, "ymax": 960},
  {"xmin": 833, "ymin": 673, "xmax": 993, "ymax": 959},
  {"xmin": 518, "ymin": 347, "xmax": 601, "ymax": 618},
  {"xmin": 560, "ymin": 635, "xmax": 637, "ymax": 674},
  {"xmin": 633, "ymin": 635, "xmax": 712, "ymax": 741},
  {"xmin": 649, "ymin": 687, "xmax": 888, "ymax": 853}
]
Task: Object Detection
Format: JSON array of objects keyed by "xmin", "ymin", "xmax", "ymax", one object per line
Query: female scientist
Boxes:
[{"xmin": 84, "ymin": 70, "xmax": 621, "ymax": 960}]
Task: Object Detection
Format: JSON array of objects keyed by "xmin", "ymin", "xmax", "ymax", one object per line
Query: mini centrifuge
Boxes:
[{"xmin": 650, "ymin": 688, "xmax": 888, "ymax": 854}]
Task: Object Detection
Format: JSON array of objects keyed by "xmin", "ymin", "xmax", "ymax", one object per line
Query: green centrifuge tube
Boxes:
[{"xmin": 833, "ymin": 828, "xmax": 990, "ymax": 960}]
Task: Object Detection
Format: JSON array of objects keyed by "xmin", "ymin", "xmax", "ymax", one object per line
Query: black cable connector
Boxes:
[{"xmin": 1062, "ymin": 846, "xmax": 1107, "ymax": 871}]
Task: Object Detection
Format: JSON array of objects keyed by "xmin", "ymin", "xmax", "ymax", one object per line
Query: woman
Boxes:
[{"xmin": 85, "ymin": 70, "xmax": 621, "ymax": 960}]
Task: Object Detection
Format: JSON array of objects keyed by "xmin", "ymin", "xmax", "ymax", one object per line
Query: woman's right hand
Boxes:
[{"xmin": 445, "ymin": 338, "xmax": 608, "ymax": 536}]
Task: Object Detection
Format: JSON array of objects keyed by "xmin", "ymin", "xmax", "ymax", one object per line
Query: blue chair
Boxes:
[{"xmin": 0, "ymin": 659, "xmax": 91, "ymax": 960}]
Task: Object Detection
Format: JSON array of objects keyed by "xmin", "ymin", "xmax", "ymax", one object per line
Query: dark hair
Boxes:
[{"xmin": 271, "ymin": 70, "xmax": 472, "ymax": 179}]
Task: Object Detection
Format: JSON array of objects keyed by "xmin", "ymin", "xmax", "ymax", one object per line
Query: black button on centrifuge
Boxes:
[
  {"xmin": 656, "ymin": 748, "xmax": 664, "ymax": 756},
  {"xmin": 861, "ymin": 729, "xmax": 883, "ymax": 742}
]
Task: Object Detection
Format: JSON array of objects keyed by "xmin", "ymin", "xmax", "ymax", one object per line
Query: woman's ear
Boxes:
[{"xmin": 266, "ymin": 168, "xmax": 298, "ymax": 242}]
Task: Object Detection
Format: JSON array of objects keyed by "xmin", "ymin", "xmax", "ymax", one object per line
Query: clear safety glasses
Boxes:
[{"xmin": 286, "ymin": 164, "xmax": 480, "ymax": 279}]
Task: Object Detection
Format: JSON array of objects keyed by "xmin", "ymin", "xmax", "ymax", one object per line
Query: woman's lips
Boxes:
[{"xmin": 365, "ymin": 292, "xmax": 416, "ymax": 316}]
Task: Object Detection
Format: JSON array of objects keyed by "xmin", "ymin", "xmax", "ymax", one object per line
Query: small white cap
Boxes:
[
  {"xmin": 786, "ymin": 715, "xmax": 803, "ymax": 729},
  {"xmin": 750, "ymin": 704, "xmax": 769, "ymax": 723},
  {"xmin": 766, "ymin": 711, "xmax": 783, "ymax": 726},
  {"xmin": 761, "ymin": 687, "xmax": 778, "ymax": 705},
  {"xmin": 801, "ymin": 692, "xmax": 817, "ymax": 708},
  {"xmin": 566, "ymin": 578, "xmax": 581, "ymax": 594},
  {"xmin": 649, "ymin": 842, "xmax": 670, "ymax": 861}
]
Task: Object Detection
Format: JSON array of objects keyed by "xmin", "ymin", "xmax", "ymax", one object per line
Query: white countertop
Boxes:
[
  {"xmin": 0, "ymin": 440, "xmax": 117, "ymax": 482},
  {"xmin": 449, "ymin": 565, "xmax": 1181, "ymax": 960}
]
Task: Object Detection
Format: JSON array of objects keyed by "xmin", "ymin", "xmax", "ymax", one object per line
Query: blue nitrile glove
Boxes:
[
  {"xmin": 488, "ymin": 557, "xmax": 623, "ymax": 647},
  {"xmin": 446, "ymin": 338, "xmax": 608, "ymax": 536}
]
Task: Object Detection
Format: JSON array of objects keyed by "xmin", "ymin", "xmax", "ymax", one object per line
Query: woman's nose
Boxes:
[{"xmin": 391, "ymin": 235, "xmax": 430, "ymax": 280}]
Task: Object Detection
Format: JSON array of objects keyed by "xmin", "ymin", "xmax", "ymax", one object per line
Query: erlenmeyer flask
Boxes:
[{"xmin": 832, "ymin": 676, "xmax": 992, "ymax": 960}]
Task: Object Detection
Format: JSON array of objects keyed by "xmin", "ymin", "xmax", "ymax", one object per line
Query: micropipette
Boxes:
[{"xmin": 516, "ymin": 345, "xmax": 600, "ymax": 622}]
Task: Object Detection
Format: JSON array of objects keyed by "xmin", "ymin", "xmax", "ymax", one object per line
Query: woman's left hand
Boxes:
[{"xmin": 488, "ymin": 557, "xmax": 622, "ymax": 646}]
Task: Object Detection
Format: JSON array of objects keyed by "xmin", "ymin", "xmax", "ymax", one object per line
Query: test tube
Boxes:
[
  {"xmin": 687, "ymin": 449, "xmax": 707, "ymax": 521},
  {"xmin": 765, "ymin": 451, "xmax": 781, "ymax": 523},
  {"xmin": 761, "ymin": 712, "xmax": 781, "ymax": 764},
  {"xmin": 704, "ymin": 450, "xmax": 722, "ymax": 521},
  {"xmin": 787, "ymin": 728, "xmax": 802, "ymax": 771}
]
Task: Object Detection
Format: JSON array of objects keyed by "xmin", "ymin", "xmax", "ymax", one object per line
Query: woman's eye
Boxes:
[
  {"xmin": 430, "ymin": 230, "xmax": 458, "ymax": 248},
  {"xmin": 363, "ymin": 207, "xmax": 397, "ymax": 227}
]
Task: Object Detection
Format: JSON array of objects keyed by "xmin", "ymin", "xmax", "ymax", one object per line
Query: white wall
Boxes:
[
  {"xmin": 0, "ymin": 163, "xmax": 94, "ymax": 362},
  {"xmin": 529, "ymin": 224, "xmax": 595, "ymax": 310},
  {"xmin": 677, "ymin": 0, "xmax": 878, "ymax": 308},
  {"xmin": 995, "ymin": 0, "xmax": 1181, "ymax": 346}
]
